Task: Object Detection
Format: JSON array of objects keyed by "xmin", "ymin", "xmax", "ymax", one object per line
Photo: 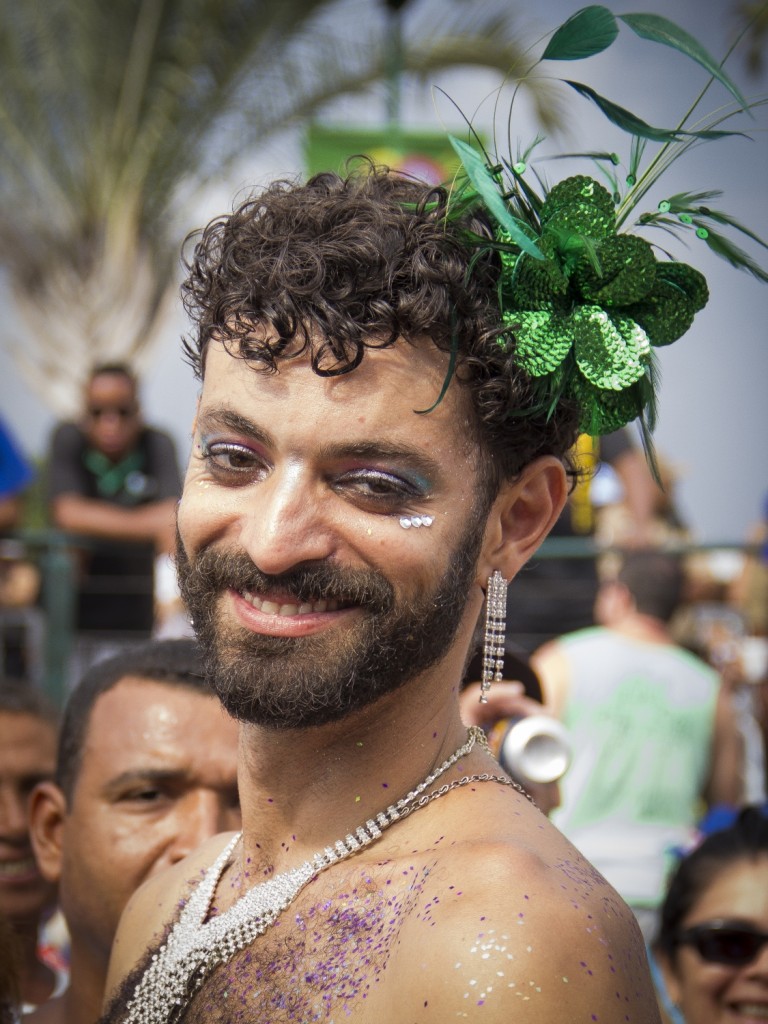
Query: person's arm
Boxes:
[
  {"xmin": 144, "ymin": 429, "xmax": 183, "ymax": 501},
  {"xmin": 530, "ymin": 641, "xmax": 571, "ymax": 718},
  {"xmin": 703, "ymin": 679, "xmax": 745, "ymax": 807},
  {"xmin": 51, "ymin": 493, "xmax": 178, "ymax": 551}
]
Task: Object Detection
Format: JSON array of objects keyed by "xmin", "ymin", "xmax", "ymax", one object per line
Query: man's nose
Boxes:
[
  {"xmin": 237, "ymin": 466, "xmax": 337, "ymax": 577},
  {"xmin": 0, "ymin": 786, "xmax": 29, "ymax": 840},
  {"xmin": 746, "ymin": 938, "xmax": 768, "ymax": 980},
  {"xmin": 167, "ymin": 791, "xmax": 238, "ymax": 866}
]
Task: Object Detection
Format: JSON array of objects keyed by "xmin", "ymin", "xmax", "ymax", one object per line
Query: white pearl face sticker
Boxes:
[{"xmin": 399, "ymin": 514, "xmax": 434, "ymax": 529}]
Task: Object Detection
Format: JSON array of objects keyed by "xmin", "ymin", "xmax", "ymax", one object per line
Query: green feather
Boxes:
[
  {"xmin": 540, "ymin": 6, "xmax": 618, "ymax": 61},
  {"xmin": 661, "ymin": 189, "xmax": 724, "ymax": 212},
  {"xmin": 618, "ymin": 13, "xmax": 751, "ymax": 113},
  {"xmin": 449, "ymin": 136, "xmax": 544, "ymax": 259},
  {"xmin": 697, "ymin": 227, "xmax": 768, "ymax": 283},
  {"xmin": 415, "ymin": 314, "xmax": 460, "ymax": 415},
  {"xmin": 628, "ymin": 137, "xmax": 647, "ymax": 182},
  {"xmin": 693, "ymin": 209, "xmax": 768, "ymax": 252},
  {"xmin": 565, "ymin": 82, "xmax": 744, "ymax": 142}
]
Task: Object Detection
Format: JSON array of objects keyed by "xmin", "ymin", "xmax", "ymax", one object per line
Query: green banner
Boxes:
[{"xmin": 304, "ymin": 124, "xmax": 477, "ymax": 185}]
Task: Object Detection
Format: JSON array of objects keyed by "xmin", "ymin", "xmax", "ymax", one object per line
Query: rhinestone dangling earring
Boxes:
[{"xmin": 480, "ymin": 570, "xmax": 508, "ymax": 703}]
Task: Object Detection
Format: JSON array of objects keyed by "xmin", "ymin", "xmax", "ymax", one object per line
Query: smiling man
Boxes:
[
  {"xmin": 92, "ymin": 163, "xmax": 681, "ymax": 1024},
  {"xmin": 0, "ymin": 682, "xmax": 60, "ymax": 1012}
]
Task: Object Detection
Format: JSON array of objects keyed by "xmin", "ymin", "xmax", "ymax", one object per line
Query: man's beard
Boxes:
[{"xmin": 175, "ymin": 520, "xmax": 485, "ymax": 729}]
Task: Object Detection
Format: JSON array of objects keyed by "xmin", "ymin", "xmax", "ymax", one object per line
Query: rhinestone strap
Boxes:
[{"xmin": 123, "ymin": 727, "xmax": 500, "ymax": 1024}]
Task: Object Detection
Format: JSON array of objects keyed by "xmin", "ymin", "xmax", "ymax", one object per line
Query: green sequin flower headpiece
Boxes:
[{"xmin": 444, "ymin": 5, "xmax": 767, "ymax": 448}]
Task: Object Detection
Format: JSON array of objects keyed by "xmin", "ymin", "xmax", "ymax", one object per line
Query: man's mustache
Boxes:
[{"xmin": 175, "ymin": 542, "xmax": 395, "ymax": 613}]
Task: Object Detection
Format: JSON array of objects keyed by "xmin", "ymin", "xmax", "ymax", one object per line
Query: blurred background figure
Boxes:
[
  {"xmin": 0, "ymin": 416, "xmax": 41, "ymax": 683},
  {"xmin": 0, "ymin": 682, "xmax": 64, "ymax": 1014},
  {"xmin": 729, "ymin": 490, "xmax": 768, "ymax": 640},
  {"xmin": 532, "ymin": 550, "xmax": 744, "ymax": 942},
  {"xmin": 593, "ymin": 447, "xmax": 690, "ymax": 553},
  {"xmin": 0, "ymin": 414, "xmax": 34, "ymax": 536},
  {"xmin": 652, "ymin": 803, "xmax": 768, "ymax": 1024},
  {"xmin": 1, "ymin": 910, "xmax": 22, "ymax": 1024},
  {"xmin": 28, "ymin": 639, "xmax": 240, "ymax": 1024},
  {"xmin": 46, "ymin": 364, "xmax": 185, "ymax": 679},
  {"xmin": 505, "ymin": 426, "xmax": 662, "ymax": 652}
]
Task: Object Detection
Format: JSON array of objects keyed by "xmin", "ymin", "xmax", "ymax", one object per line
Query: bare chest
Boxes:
[{"xmin": 168, "ymin": 862, "xmax": 436, "ymax": 1024}]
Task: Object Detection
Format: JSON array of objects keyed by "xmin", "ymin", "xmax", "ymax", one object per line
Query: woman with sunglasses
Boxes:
[{"xmin": 654, "ymin": 804, "xmax": 768, "ymax": 1024}]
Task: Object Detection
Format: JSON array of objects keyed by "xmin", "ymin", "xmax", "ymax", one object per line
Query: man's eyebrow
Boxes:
[
  {"xmin": 17, "ymin": 771, "xmax": 53, "ymax": 788},
  {"xmin": 196, "ymin": 408, "xmax": 272, "ymax": 446},
  {"xmin": 102, "ymin": 768, "xmax": 186, "ymax": 795},
  {"xmin": 197, "ymin": 408, "xmax": 441, "ymax": 479}
]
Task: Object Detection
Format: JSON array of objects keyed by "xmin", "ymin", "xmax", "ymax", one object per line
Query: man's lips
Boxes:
[
  {"xmin": 727, "ymin": 1003, "xmax": 768, "ymax": 1021},
  {"xmin": 230, "ymin": 587, "xmax": 359, "ymax": 637},
  {"xmin": 0, "ymin": 854, "xmax": 41, "ymax": 885}
]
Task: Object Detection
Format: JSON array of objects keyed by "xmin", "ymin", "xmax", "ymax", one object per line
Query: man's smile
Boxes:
[
  {"xmin": 0, "ymin": 851, "xmax": 41, "ymax": 885},
  {"xmin": 238, "ymin": 589, "xmax": 347, "ymax": 617}
]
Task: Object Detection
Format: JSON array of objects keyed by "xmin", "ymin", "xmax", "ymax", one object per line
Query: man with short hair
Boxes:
[
  {"xmin": 0, "ymin": 682, "xmax": 61, "ymax": 1011},
  {"xmin": 98, "ymin": 162, "xmax": 671, "ymax": 1023},
  {"xmin": 46, "ymin": 363, "xmax": 183, "ymax": 644},
  {"xmin": 532, "ymin": 550, "xmax": 744, "ymax": 941},
  {"xmin": 28, "ymin": 639, "xmax": 240, "ymax": 1024}
]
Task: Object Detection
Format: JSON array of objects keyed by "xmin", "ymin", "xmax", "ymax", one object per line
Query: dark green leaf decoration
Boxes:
[
  {"xmin": 449, "ymin": 136, "xmax": 544, "ymax": 259},
  {"xmin": 697, "ymin": 228, "xmax": 768, "ymax": 284},
  {"xmin": 564, "ymin": 82, "xmax": 741, "ymax": 142},
  {"xmin": 541, "ymin": 6, "xmax": 618, "ymax": 61},
  {"xmin": 618, "ymin": 13, "xmax": 750, "ymax": 112}
]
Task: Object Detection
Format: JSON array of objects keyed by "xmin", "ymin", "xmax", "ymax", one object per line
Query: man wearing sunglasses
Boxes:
[{"xmin": 46, "ymin": 364, "xmax": 183, "ymax": 660}]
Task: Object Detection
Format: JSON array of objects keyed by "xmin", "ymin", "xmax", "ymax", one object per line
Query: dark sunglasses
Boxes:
[
  {"xmin": 676, "ymin": 919, "xmax": 768, "ymax": 966},
  {"xmin": 87, "ymin": 405, "xmax": 137, "ymax": 419}
]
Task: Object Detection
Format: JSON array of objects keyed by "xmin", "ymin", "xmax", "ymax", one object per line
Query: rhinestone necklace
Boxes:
[{"xmin": 123, "ymin": 726, "xmax": 522, "ymax": 1024}]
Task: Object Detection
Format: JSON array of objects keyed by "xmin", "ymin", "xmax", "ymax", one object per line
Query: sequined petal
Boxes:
[
  {"xmin": 504, "ymin": 309, "xmax": 573, "ymax": 376},
  {"xmin": 575, "ymin": 234, "xmax": 657, "ymax": 305},
  {"xmin": 573, "ymin": 307, "xmax": 647, "ymax": 389}
]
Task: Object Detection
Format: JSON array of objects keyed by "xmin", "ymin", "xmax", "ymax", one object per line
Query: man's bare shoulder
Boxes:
[
  {"xmin": 386, "ymin": 790, "xmax": 661, "ymax": 1022},
  {"xmin": 104, "ymin": 832, "xmax": 237, "ymax": 1005}
]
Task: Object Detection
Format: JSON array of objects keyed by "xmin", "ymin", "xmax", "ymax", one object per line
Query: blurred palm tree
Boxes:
[
  {"xmin": 735, "ymin": 1, "xmax": 768, "ymax": 76},
  {"xmin": 0, "ymin": 0, "xmax": 560, "ymax": 415}
]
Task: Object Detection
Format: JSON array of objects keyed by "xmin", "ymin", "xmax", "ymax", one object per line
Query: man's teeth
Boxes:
[
  {"xmin": 240, "ymin": 592, "xmax": 340, "ymax": 616},
  {"xmin": 0, "ymin": 857, "xmax": 37, "ymax": 879},
  {"xmin": 734, "ymin": 1005, "xmax": 768, "ymax": 1020}
]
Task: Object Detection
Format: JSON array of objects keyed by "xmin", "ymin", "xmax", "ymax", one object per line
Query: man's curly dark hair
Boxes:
[{"xmin": 181, "ymin": 164, "xmax": 580, "ymax": 494}]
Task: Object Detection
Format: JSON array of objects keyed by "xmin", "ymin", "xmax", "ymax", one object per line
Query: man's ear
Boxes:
[
  {"xmin": 29, "ymin": 781, "xmax": 67, "ymax": 885},
  {"xmin": 477, "ymin": 456, "xmax": 568, "ymax": 585}
]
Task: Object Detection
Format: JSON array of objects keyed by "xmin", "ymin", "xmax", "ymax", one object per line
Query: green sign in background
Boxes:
[{"xmin": 304, "ymin": 124, "xmax": 475, "ymax": 184}]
